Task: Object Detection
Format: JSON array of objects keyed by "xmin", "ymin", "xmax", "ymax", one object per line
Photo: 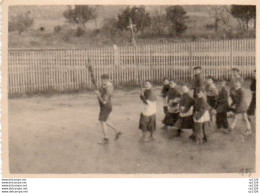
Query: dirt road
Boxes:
[{"xmin": 8, "ymin": 87, "xmax": 255, "ymax": 174}]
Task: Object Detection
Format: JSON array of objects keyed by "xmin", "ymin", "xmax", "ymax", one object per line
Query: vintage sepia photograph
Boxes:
[{"xmin": 3, "ymin": 2, "xmax": 257, "ymax": 176}]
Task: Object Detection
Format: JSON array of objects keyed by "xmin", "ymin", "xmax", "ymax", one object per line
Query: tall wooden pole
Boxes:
[{"xmin": 127, "ymin": 18, "xmax": 142, "ymax": 91}]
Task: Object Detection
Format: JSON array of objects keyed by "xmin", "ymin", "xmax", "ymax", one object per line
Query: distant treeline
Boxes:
[{"xmin": 8, "ymin": 5, "xmax": 256, "ymax": 48}]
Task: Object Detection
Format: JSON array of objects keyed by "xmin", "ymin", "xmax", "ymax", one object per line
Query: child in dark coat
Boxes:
[
  {"xmin": 192, "ymin": 66, "xmax": 204, "ymax": 98},
  {"xmin": 161, "ymin": 77, "xmax": 170, "ymax": 115},
  {"xmin": 193, "ymin": 89, "xmax": 210, "ymax": 144},
  {"xmin": 205, "ymin": 76, "xmax": 218, "ymax": 120},
  {"xmin": 247, "ymin": 70, "xmax": 256, "ymax": 117},
  {"xmin": 163, "ymin": 80, "xmax": 181, "ymax": 127},
  {"xmin": 215, "ymin": 79, "xmax": 229, "ymax": 131},
  {"xmin": 175, "ymin": 85, "xmax": 195, "ymax": 137}
]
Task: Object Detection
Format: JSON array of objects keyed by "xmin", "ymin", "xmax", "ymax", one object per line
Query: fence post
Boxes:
[
  {"xmin": 230, "ymin": 40, "xmax": 233, "ymax": 68},
  {"xmin": 229, "ymin": 40, "xmax": 233, "ymax": 79},
  {"xmin": 113, "ymin": 44, "xmax": 119, "ymax": 85},
  {"xmin": 149, "ymin": 46, "xmax": 151, "ymax": 80},
  {"xmin": 113, "ymin": 44, "xmax": 119, "ymax": 65},
  {"xmin": 134, "ymin": 46, "xmax": 138, "ymax": 85},
  {"xmin": 189, "ymin": 42, "xmax": 193, "ymax": 81}
]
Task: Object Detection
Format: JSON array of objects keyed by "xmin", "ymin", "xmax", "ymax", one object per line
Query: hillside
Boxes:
[{"xmin": 8, "ymin": 5, "xmax": 255, "ymax": 49}]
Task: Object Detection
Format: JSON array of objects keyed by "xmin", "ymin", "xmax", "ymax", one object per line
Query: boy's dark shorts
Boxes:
[
  {"xmin": 175, "ymin": 115, "xmax": 194, "ymax": 129},
  {"xmin": 139, "ymin": 113, "xmax": 156, "ymax": 132},
  {"xmin": 99, "ymin": 107, "xmax": 112, "ymax": 122}
]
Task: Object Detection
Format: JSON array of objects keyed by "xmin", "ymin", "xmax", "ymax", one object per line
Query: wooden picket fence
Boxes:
[{"xmin": 8, "ymin": 39, "xmax": 255, "ymax": 95}]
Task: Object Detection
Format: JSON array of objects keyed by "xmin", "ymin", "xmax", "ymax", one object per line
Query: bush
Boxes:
[
  {"xmin": 61, "ymin": 33, "xmax": 71, "ymax": 42},
  {"xmin": 150, "ymin": 14, "xmax": 168, "ymax": 35},
  {"xmin": 166, "ymin": 6, "xmax": 189, "ymax": 35},
  {"xmin": 75, "ymin": 27, "xmax": 85, "ymax": 37},
  {"xmin": 63, "ymin": 5, "xmax": 95, "ymax": 30},
  {"xmin": 117, "ymin": 6, "xmax": 151, "ymax": 34},
  {"xmin": 54, "ymin": 25, "xmax": 62, "ymax": 33},
  {"xmin": 93, "ymin": 29, "xmax": 100, "ymax": 36},
  {"xmin": 9, "ymin": 12, "xmax": 34, "ymax": 34},
  {"xmin": 101, "ymin": 18, "xmax": 118, "ymax": 38},
  {"xmin": 205, "ymin": 23, "xmax": 215, "ymax": 30},
  {"xmin": 54, "ymin": 24, "xmax": 74, "ymax": 42}
]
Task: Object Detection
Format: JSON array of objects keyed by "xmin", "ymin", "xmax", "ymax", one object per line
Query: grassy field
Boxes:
[{"xmin": 8, "ymin": 86, "xmax": 255, "ymax": 174}]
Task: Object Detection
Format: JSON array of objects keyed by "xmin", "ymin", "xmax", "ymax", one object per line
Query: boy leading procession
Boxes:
[{"xmin": 95, "ymin": 74, "xmax": 122, "ymax": 144}]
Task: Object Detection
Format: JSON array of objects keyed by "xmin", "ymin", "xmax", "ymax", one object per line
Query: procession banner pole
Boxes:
[{"xmin": 85, "ymin": 56, "xmax": 98, "ymax": 90}]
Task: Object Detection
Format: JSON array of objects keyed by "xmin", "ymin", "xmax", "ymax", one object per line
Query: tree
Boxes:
[
  {"xmin": 207, "ymin": 6, "xmax": 231, "ymax": 32},
  {"xmin": 117, "ymin": 6, "xmax": 151, "ymax": 34},
  {"xmin": 92, "ymin": 5, "xmax": 101, "ymax": 29},
  {"xmin": 9, "ymin": 11, "xmax": 34, "ymax": 34},
  {"xmin": 166, "ymin": 6, "xmax": 189, "ymax": 35},
  {"xmin": 102, "ymin": 17, "xmax": 118, "ymax": 39},
  {"xmin": 230, "ymin": 5, "xmax": 256, "ymax": 31},
  {"xmin": 150, "ymin": 9, "xmax": 168, "ymax": 35},
  {"xmin": 63, "ymin": 5, "xmax": 95, "ymax": 30}
]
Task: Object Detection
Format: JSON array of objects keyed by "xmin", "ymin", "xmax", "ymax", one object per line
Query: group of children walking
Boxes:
[
  {"xmin": 95, "ymin": 67, "xmax": 256, "ymax": 145},
  {"xmin": 139, "ymin": 66, "xmax": 256, "ymax": 144}
]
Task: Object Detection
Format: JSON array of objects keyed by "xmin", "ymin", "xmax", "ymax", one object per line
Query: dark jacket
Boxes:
[
  {"xmin": 161, "ymin": 84, "xmax": 170, "ymax": 97},
  {"xmin": 140, "ymin": 89, "xmax": 156, "ymax": 104},
  {"xmin": 167, "ymin": 87, "xmax": 181, "ymax": 101},
  {"xmin": 179, "ymin": 93, "xmax": 194, "ymax": 113},
  {"xmin": 250, "ymin": 78, "xmax": 256, "ymax": 93},
  {"xmin": 167, "ymin": 87, "xmax": 181, "ymax": 107},
  {"xmin": 216, "ymin": 86, "xmax": 229, "ymax": 113},
  {"xmin": 192, "ymin": 73, "xmax": 204, "ymax": 90},
  {"xmin": 233, "ymin": 87, "xmax": 248, "ymax": 113},
  {"xmin": 194, "ymin": 97, "xmax": 209, "ymax": 120}
]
